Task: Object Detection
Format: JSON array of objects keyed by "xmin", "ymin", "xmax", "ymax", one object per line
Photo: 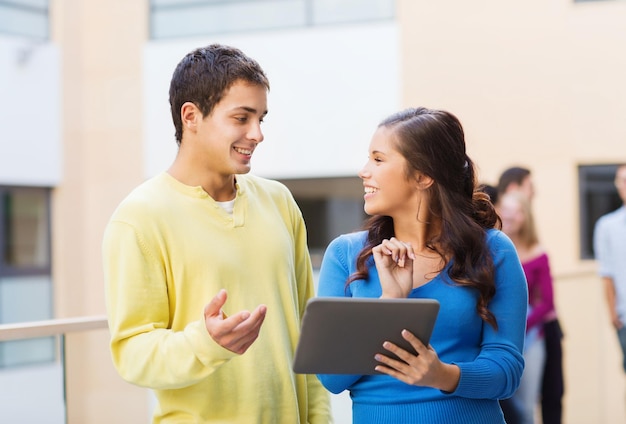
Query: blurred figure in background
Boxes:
[
  {"xmin": 497, "ymin": 166, "xmax": 564, "ymax": 424},
  {"xmin": 594, "ymin": 164, "xmax": 626, "ymax": 375},
  {"xmin": 498, "ymin": 191, "xmax": 557, "ymax": 424},
  {"xmin": 478, "ymin": 183, "xmax": 499, "ymax": 206},
  {"xmin": 497, "ymin": 166, "xmax": 535, "ymax": 202}
]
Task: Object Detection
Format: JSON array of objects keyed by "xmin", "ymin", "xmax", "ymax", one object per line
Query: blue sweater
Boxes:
[{"xmin": 317, "ymin": 229, "xmax": 527, "ymax": 424}]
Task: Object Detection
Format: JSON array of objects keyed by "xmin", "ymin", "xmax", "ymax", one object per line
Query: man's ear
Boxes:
[
  {"xmin": 414, "ymin": 172, "xmax": 434, "ymax": 190},
  {"xmin": 181, "ymin": 102, "xmax": 201, "ymax": 133}
]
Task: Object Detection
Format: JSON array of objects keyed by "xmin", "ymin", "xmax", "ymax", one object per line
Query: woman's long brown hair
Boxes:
[{"xmin": 348, "ymin": 107, "xmax": 501, "ymax": 329}]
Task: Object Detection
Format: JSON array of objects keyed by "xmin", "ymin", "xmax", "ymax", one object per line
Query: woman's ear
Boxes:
[
  {"xmin": 181, "ymin": 102, "xmax": 201, "ymax": 133},
  {"xmin": 414, "ymin": 172, "xmax": 434, "ymax": 190}
]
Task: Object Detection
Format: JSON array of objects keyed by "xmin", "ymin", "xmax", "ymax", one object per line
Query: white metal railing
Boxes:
[
  {"xmin": 0, "ymin": 316, "xmax": 109, "ymax": 424},
  {"xmin": 0, "ymin": 315, "xmax": 108, "ymax": 341}
]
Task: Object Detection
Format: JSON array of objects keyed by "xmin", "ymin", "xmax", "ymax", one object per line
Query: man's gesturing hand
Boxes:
[{"xmin": 203, "ymin": 289, "xmax": 267, "ymax": 355}]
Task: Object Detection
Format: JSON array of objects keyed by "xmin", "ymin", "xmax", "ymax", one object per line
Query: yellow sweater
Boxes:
[{"xmin": 103, "ymin": 172, "xmax": 331, "ymax": 423}]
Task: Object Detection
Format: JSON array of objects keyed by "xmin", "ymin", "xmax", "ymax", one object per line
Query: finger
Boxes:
[
  {"xmin": 225, "ymin": 305, "xmax": 268, "ymax": 353},
  {"xmin": 204, "ymin": 289, "xmax": 228, "ymax": 319},
  {"xmin": 372, "ymin": 243, "xmax": 396, "ymax": 266},
  {"xmin": 231, "ymin": 304, "xmax": 267, "ymax": 332},
  {"xmin": 219, "ymin": 304, "xmax": 267, "ymax": 340},
  {"xmin": 373, "ymin": 358, "xmax": 419, "ymax": 387},
  {"xmin": 374, "ymin": 363, "xmax": 402, "ymax": 379},
  {"xmin": 373, "ymin": 240, "xmax": 393, "ymax": 257},
  {"xmin": 382, "ymin": 238, "xmax": 402, "ymax": 263},
  {"xmin": 403, "ymin": 241, "xmax": 416, "ymax": 260},
  {"xmin": 384, "ymin": 238, "xmax": 412, "ymax": 267},
  {"xmin": 374, "ymin": 352, "xmax": 412, "ymax": 378},
  {"xmin": 381, "ymin": 340, "xmax": 416, "ymax": 364},
  {"xmin": 401, "ymin": 329, "xmax": 427, "ymax": 354}
]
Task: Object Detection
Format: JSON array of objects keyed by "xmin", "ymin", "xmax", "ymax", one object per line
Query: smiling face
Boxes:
[
  {"xmin": 358, "ymin": 126, "xmax": 419, "ymax": 217},
  {"xmin": 497, "ymin": 193, "xmax": 525, "ymax": 237},
  {"xmin": 517, "ymin": 175, "xmax": 535, "ymax": 201},
  {"xmin": 184, "ymin": 80, "xmax": 268, "ymax": 177}
]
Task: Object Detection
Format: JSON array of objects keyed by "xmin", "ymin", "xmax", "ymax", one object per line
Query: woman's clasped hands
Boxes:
[{"xmin": 372, "ymin": 237, "xmax": 416, "ymax": 299}]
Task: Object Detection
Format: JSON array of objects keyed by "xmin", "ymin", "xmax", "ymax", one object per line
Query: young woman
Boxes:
[
  {"xmin": 498, "ymin": 191, "xmax": 558, "ymax": 424},
  {"xmin": 316, "ymin": 107, "xmax": 528, "ymax": 423}
]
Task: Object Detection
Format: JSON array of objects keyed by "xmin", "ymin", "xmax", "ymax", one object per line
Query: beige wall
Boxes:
[
  {"xmin": 399, "ymin": 0, "xmax": 626, "ymax": 422},
  {"xmin": 556, "ymin": 272, "xmax": 626, "ymax": 423},
  {"xmin": 51, "ymin": 0, "xmax": 149, "ymax": 422},
  {"xmin": 398, "ymin": 0, "xmax": 626, "ymax": 272}
]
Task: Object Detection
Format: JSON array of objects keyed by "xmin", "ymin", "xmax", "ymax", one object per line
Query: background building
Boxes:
[{"xmin": 1, "ymin": 0, "xmax": 625, "ymax": 422}]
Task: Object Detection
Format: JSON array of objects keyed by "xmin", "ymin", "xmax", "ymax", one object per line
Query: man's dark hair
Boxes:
[
  {"xmin": 169, "ymin": 44, "xmax": 270, "ymax": 145},
  {"xmin": 478, "ymin": 183, "xmax": 498, "ymax": 205},
  {"xmin": 497, "ymin": 166, "xmax": 531, "ymax": 197}
]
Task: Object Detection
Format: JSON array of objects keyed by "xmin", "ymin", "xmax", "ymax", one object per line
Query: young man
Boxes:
[
  {"xmin": 594, "ymin": 164, "xmax": 626, "ymax": 373},
  {"xmin": 496, "ymin": 166, "xmax": 535, "ymax": 202},
  {"xmin": 103, "ymin": 44, "xmax": 331, "ymax": 423}
]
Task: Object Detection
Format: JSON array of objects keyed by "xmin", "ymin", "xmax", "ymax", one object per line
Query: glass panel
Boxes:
[
  {"xmin": 0, "ymin": 275, "xmax": 53, "ymax": 322},
  {"xmin": 312, "ymin": 0, "xmax": 394, "ymax": 25},
  {"xmin": 0, "ymin": 337, "xmax": 56, "ymax": 367},
  {"xmin": 9, "ymin": 0, "xmax": 49, "ymax": 8},
  {"xmin": 0, "ymin": 346, "xmax": 65, "ymax": 423},
  {"xmin": 0, "ymin": 4, "xmax": 48, "ymax": 39},
  {"xmin": 2, "ymin": 189, "xmax": 50, "ymax": 269},
  {"xmin": 151, "ymin": 0, "xmax": 306, "ymax": 39},
  {"xmin": 0, "ymin": 275, "xmax": 54, "ymax": 367}
]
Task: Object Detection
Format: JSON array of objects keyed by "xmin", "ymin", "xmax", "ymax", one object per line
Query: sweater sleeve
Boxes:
[
  {"xmin": 103, "ymin": 220, "xmax": 237, "ymax": 390},
  {"xmin": 594, "ymin": 217, "xmax": 613, "ymax": 277},
  {"xmin": 450, "ymin": 231, "xmax": 527, "ymax": 400}
]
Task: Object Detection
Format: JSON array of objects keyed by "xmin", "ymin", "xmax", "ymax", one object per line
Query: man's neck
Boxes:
[{"xmin": 167, "ymin": 162, "xmax": 237, "ymax": 201}]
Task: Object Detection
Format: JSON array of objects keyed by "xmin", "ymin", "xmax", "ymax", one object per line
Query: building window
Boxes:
[
  {"xmin": 0, "ymin": 0, "xmax": 49, "ymax": 40},
  {"xmin": 0, "ymin": 186, "xmax": 54, "ymax": 367},
  {"xmin": 280, "ymin": 177, "xmax": 366, "ymax": 269},
  {"xmin": 578, "ymin": 164, "xmax": 622, "ymax": 260},
  {"xmin": 149, "ymin": 0, "xmax": 395, "ymax": 40}
]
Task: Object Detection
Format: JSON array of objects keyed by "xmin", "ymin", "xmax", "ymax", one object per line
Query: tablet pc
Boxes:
[{"xmin": 293, "ymin": 297, "xmax": 440, "ymax": 375}]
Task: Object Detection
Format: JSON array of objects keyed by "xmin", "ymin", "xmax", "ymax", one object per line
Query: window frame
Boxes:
[
  {"xmin": 578, "ymin": 164, "xmax": 622, "ymax": 260},
  {"xmin": 0, "ymin": 185, "xmax": 52, "ymax": 278},
  {"xmin": 0, "ymin": 0, "xmax": 49, "ymax": 40}
]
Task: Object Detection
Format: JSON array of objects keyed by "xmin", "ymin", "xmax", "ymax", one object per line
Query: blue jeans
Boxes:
[{"xmin": 508, "ymin": 336, "xmax": 546, "ymax": 424}]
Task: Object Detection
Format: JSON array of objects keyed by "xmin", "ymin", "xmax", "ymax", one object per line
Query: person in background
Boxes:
[
  {"xmin": 594, "ymin": 164, "xmax": 626, "ymax": 375},
  {"xmin": 498, "ymin": 191, "xmax": 557, "ymax": 424},
  {"xmin": 497, "ymin": 165, "xmax": 565, "ymax": 424},
  {"xmin": 316, "ymin": 107, "xmax": 527, "ymax": 424},
  {"xmin": 497, "ymin": 166, "xmax": 535, "ymax": 201},
  {"xmin": 102, "ymin": 44, "xmax": 331, "ymax": 423},
  {"xmin": 479, "ymin": 183, "xmax": 499, "ymax": 205}
]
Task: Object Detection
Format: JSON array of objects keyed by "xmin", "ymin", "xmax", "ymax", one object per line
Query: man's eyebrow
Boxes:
[{"xmin": 233, "ymin": 106, "xmax": 268, "ymax": 117}]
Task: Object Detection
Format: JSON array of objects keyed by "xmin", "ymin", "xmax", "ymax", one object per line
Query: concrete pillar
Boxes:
[{"xmin": 50, "ymin": 1, "xmax": 148, "ymax": 422}]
